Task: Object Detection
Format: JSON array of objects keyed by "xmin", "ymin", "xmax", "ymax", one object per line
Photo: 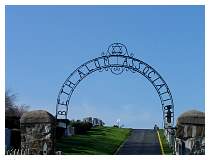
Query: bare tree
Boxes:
[
  {"xmin": 5, "ymin": 90, "xmax": 16, "ymax": 108},
  {"xmin": 5, "ymin": 90, "xmax": 30, "ymax": 117},
  {"xmin": 14, "ymin": 104, "xmax": 30, "ymax": 117}
]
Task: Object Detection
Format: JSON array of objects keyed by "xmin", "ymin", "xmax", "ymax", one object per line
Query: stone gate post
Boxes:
[{"xmin": 20, "ymin": 110, "xmax": 56, "ymax": 155}]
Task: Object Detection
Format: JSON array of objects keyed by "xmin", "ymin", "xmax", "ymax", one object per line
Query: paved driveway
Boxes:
[{"xmin": 116, "ymin": 129, "xmax": 161, "ymax": 155}]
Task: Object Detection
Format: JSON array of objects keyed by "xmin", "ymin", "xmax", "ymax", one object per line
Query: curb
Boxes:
[
  {"xmin": 157, "ymin": 130, "xmax": 165, "ymax": 155},
  {"xmin": 114, "ymin": 130, "xmax": 132, "ymax": 155}
]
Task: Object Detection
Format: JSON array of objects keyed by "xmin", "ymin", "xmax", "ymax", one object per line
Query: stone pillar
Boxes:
[{"xmin": 20, "ymin": 110, "xmax": 56, "ymax": 155}]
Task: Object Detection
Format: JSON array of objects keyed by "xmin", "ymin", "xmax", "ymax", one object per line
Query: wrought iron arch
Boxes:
[{"xmin": 56, "ymin": 43, "xmax": 174, "ymax": 128}]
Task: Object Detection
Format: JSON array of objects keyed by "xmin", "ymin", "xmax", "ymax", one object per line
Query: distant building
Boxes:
[
  {"xmin": 83, "ymin": 117, "xmax": 104, "ymax": 126},
  {"xmin": 83, "ymin": 117, "xmax": 93, "ymax": 124},
  {"xmin": 175, "ymin": 110, "xmax": 205, "ymax": 155}
]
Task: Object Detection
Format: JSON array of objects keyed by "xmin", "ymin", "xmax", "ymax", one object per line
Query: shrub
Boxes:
[{"xmin": 71, "ymin": 121, "xmax": 93, "ymax": 134}]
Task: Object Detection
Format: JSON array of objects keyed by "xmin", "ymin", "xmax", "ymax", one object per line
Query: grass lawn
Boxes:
[
  {"xmin": 56, "ymin": 126, "xmax": 131, "ymax": 155},
  {"xmin": 158, "ymin": 129, "xmax": 173, "ymax": 155}
]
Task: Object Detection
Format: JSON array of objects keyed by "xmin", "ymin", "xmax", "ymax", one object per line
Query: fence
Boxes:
[
  {"xmin": 6, "ymin": 148, "xmax": 63, "ymax": 155},
  {"xmin": 6, "ymin": 148, "xmax": 30, "ymax": 155},
  {"xmin": 55, "ymin": 151, "xmax": 63, "ymax": 155}
]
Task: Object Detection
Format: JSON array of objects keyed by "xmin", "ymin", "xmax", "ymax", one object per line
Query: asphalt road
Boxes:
[{"xmin": 116, "ymin": 129, "xmax": 161, "ymax": 155}]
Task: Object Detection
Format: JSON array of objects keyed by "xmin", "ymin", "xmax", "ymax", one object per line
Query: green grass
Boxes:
[
  {"xmin": 56, "ymin": 126, "xmax": 131, "ymax": 155},
  {"xmin": 158, "ymin": 129, "xmax": 173, "ymax": 155}
]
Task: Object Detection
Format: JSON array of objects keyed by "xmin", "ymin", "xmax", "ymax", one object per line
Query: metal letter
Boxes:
[
  {"xmin": 155, "ymin": 83, "xmax": 165, "ymax": 91},
  {"xmin": 94, "ymin": 59, "xmax": 101, "ymax": 69},
  {"xmin": 78, "ymin": 69, "xmax": 86, "ymax": 79},
  {"xmin": 148, "ymin": 70, "xmax": 156, "ymax": 78},
  {"xmin": 64, "ymin": 80, "xmax": 75, "ymax": 89},
  {"xmin": 143, "ymin": 66, "xmax": 149, "ymax": 75}
]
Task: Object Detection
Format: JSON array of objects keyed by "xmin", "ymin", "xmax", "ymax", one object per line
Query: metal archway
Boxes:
[{"xmin": 56, "ymin": 43, "xmax": 174, "ymax": 128}]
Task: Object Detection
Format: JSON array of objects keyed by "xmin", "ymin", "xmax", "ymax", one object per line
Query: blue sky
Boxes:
[{"xmin": 6, "ymin": 5, "xmax": 204, "ymax": 128}]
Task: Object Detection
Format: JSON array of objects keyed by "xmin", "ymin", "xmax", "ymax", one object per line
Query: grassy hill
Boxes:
[{"xmin": 56, "ymin": 126, "xmax": 131, "ymax": 155}]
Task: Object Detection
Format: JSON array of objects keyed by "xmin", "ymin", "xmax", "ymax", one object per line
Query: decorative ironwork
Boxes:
[
  {"xmin": 56, "ymin": 43, "xmax": 175, "ymax": 128},
  {"xmin": 107, "ymin": 43, "xmax": 129, "ymax": 56}
]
